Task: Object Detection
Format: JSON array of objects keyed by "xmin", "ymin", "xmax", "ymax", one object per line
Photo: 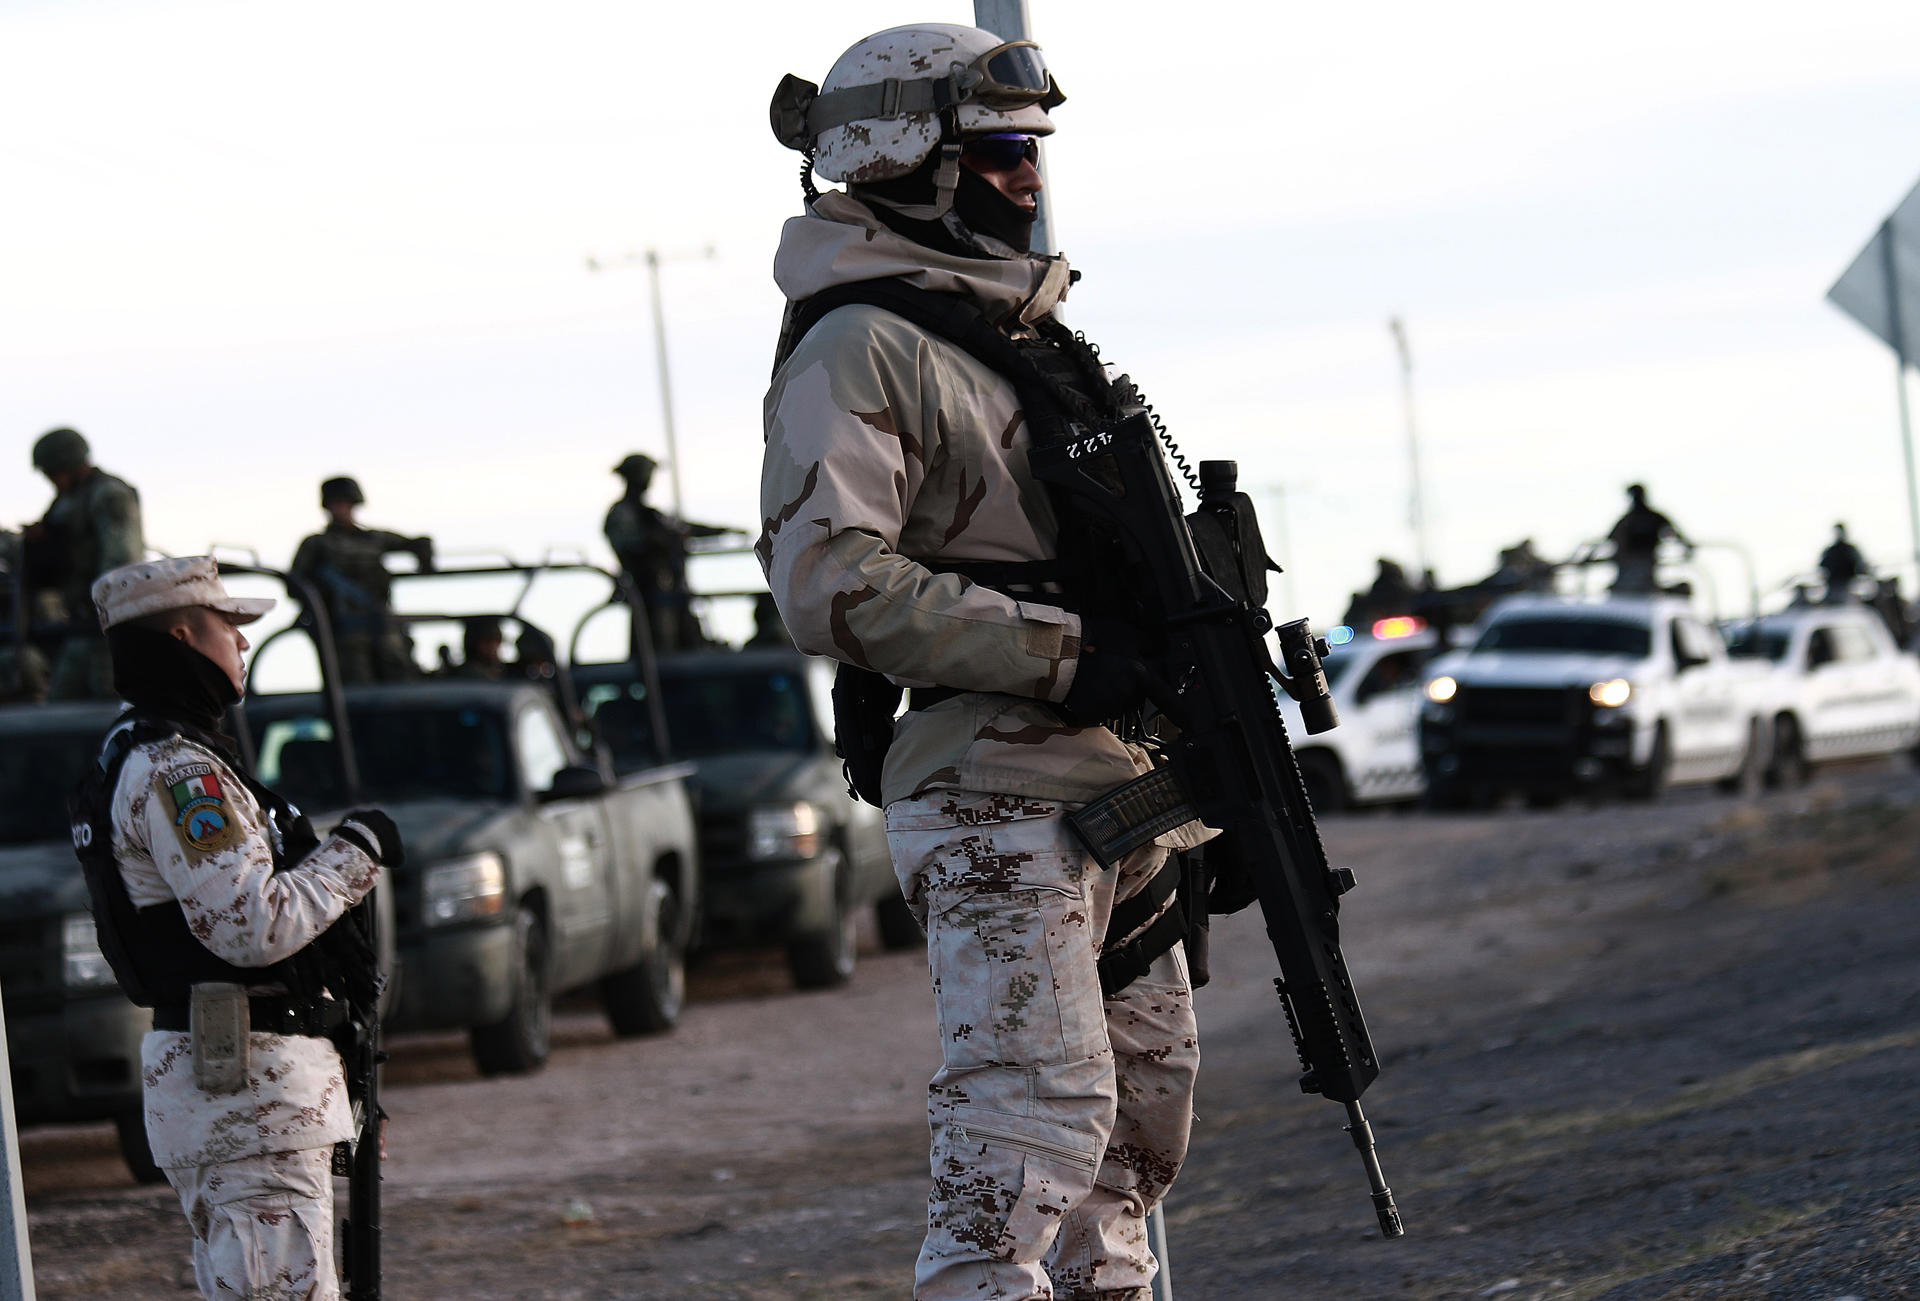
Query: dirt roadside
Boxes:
[{"xmin": 16, "ymin": 763, "xmax": 1920, "ymax": 1299}]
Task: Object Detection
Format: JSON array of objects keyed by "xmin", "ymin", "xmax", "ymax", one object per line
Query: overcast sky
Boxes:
[{"xmin": 6, "ymin": 0, "xmax": 1920, "ymax": 631}]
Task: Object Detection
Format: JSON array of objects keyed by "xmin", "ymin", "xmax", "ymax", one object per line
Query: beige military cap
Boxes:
[{"xmin": 92, "ymin": 556, "xmax": 276, "ymax": 631}]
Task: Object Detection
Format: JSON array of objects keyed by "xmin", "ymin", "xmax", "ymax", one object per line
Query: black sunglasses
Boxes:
[{"xmin": 962, "ymin": 133, "xmax": 1040, "ymax": 172}]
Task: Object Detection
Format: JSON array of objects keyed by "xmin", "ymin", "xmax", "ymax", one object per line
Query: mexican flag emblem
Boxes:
[{"xmin": 166, "ymin": 763, "xmax": 238, "ymax": 855}]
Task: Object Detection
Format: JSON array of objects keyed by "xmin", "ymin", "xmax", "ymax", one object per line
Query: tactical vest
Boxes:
[{"xmin": 67, "ymin": 711, "xmax": 372, "ymax": 1021}]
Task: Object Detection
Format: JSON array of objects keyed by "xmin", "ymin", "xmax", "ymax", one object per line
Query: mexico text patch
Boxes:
[{"xmin": 165, "ymin": 762, "xmax": 239, "ymax": 855}]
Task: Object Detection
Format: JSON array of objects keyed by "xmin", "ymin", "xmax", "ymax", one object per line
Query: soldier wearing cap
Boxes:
[
  {"xmin": 25, "ymin": 427, "xmax": 145, "ymax": 699},
  {"xmin": 603, "ymin": 452, "xmax": 736, "ymax": 652},
  {"xmin": 289, "ymin": 476, "xmax": 433, "ymax": 683},
  {"xmin": 68, "ymin": 556, "xmax": 403, "ymax": 1301}
]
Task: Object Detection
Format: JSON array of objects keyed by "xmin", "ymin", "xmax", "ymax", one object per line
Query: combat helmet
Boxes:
[
  {"xmin": 613, "ymin": 453, "xmax": 659, "ymax": 480},
  {"xmin": 320, "ymin": 476, "xmax": 365, "ymax": 507},
  {"xmin": 770, "ymin": 23, "xmax": 1063, "ymax": 219},
  {"xmin": 31, "ymin": 427, "xmax": 90, "ymax": 473}
]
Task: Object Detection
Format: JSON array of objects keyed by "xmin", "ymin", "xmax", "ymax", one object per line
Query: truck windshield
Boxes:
[
  {"xmin": 658, "ymin": 669, "xmax": 815, "ymax": 757},
  {"xmin": 253, "ymin": 707, "xmax": 513, "ymax": 808},
  {"xmin": 1475, "ymin": 617, "xmax": 1650, "ymax": 657},
  {"xmin": 0, "ymin": 728, "xmax": 98, "ymax": 846},
  {"xmin": 1723, "ymin": 626, "xmax": 1790, "ymax": 662}
]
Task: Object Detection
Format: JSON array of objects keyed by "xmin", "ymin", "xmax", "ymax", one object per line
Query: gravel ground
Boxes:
[{"xmin": 14, "ymin": 760, "xmax": 1920, "ymax": 1299}]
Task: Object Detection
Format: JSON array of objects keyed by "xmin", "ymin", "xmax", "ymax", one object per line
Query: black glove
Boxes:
[
  {"xmin": 334, "ymin": 809, "xmax": 404, "ymax": 868},
  {"xmin": 1057, "ymin": 616, "xmax": 1154, "ymax": 726}
]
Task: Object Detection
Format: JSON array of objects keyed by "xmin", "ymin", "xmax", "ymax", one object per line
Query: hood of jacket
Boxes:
[{"xmin": 772, "ymin": 191, "xmax": 1073, "ymax": 328}]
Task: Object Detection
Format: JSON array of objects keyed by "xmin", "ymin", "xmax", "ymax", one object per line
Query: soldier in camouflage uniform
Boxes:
[
  {"xmin": 289, "ymin": 476, "xmax": 432, "ymax": 683},
  {"xmin": 761, "ymin": 25, "xmax": 1204, "ymax": 1300},
  {"xmin": 76, "ymin": 556, "xmax": 401, "ymax": 1300},
  {"xmin": 27, "ymin": 427, "xmax": 145, "ymax": 699},
  {"xmin": 603, "ymin": 452, "xmax": 736, "ymax": 652}
]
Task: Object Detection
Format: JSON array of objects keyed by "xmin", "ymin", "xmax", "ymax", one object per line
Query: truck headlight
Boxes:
[
  {"xmin": 1589, "ymin": 679, "xmax": 1633, "ymax": 708},
  {"xmin": 748, "ymin": 803, "xmax": 822, "ymax": 861},
  {"xmin": 423, "ymin": 852, "xmax": 507, "ymax": 927},
  {"xmin": 1426, "ymin": 676, "xmax": 1458, "ymax": 704},
  {"xmin": 62, "ymin": 913, "xmax": 117, "ymax": 990}
]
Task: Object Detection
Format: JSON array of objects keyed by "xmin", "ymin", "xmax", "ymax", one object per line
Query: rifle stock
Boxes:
[
  {"xmin": 1030, "ymin": 413, "xmax": 1404, "ymax": 1239},
  {"xmin": 335, "ymin": 892, "xmax": 384, "ymax": 1298}
]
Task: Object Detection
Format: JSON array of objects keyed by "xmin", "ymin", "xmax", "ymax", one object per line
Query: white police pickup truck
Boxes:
[
  {"xmin": 1419, "ymin": 595, "xmax": 1770, "ymax": 806},
  {"xmin": 1722, "ymin": 604, "xmax": 1920, "ymax": 783},
  {"xmin": 1280, "ymin": 617, "xmax": 1445, "ymax": 811}
]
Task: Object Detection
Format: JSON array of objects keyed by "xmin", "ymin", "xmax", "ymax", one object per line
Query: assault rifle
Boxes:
[
  {"xmin": 333, "ymin": 893, "xmax": 385, "ymax": 1298},
  {"xmin": 1028, "ymin": 413, "xmax": 1404, "ymax": 1239}
]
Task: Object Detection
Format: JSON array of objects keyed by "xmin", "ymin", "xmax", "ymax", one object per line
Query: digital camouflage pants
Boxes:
[
  {"xmin": 887, "ymin": 791, "xmax": 1199, "ymax": 1301},
  {"xmin": 165, "ymin": 1146, "xmax": 338, "ymax": 1300}
]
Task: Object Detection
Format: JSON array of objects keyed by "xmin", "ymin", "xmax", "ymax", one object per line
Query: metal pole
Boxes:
[
  {"xmin": 0, "ymin": 984, "xmax": 39, "ymax": 1301},
  {"xmin": 644, "ymin": 249, "xmax": 686, "ymax": 522},
  {"xmin": 1878, "ymin": 218, "xmax": 1920, "ymax": 588},
  {"xmin": 1146, "ymin": 1204, "xmax": 1174, "ymax": 1301},
  {"xmin": 1388, "ymin": 317, "xmax": 1432, "ymax": 581},
  {"xmin": 973, "ymin": 0, "xmax": 1054, "ymax": 257}
]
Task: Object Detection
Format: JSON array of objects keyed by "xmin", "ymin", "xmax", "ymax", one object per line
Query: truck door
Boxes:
[
  {"xmin": 1800, "ymin": 625, "xmax": 1853, "ymax": 760},
  {"xmin": 1348, "ymin": 643, "xmax": 1431, "ymax": 801},
  {"xmin": 1669, "ymin": 615, "xmax": 1740, "ymax": 772},
  {"xmin": 517, "ymin": 700, "xmax": 615, "ymax": 985}
]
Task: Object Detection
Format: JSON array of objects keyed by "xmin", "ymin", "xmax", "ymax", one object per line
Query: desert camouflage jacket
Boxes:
[
  {"xmin": 112, "ymin": 733, "xmax": 376, "ymax": 1167},
  {"xmin": 760, "ymin": 192, "xmax": 1164, "ymax": 807}
]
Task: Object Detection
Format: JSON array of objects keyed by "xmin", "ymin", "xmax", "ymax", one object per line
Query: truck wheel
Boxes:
[
  {"xmin": 1767, "ymin": 715, "xmax": 1809, "ymax": 787},
  {"xmin": 601, "ymin": 877, "xmax": 685, "ymax": 1036},
  {"xmin": 1298, "ymin": 750, "xmax": 1347, "ymax": 813},
  {"xmin": 1627, "ymin": 723, "xmax": 1671, "ymax": 802},
  {"xmin": 789, "ymin": 852, "xmax": 857, "ymax": 989},
  {"xmin": 470, "ymin": 905, "xmax": 552, "ymax": 1075},
  {"xmin": 113, "ymin": 1109, "xmax": 166, "ymax": 1185},
  {"xmin": 1717, "ymin": 719, "xmax": 1766, "ymax": 796}
]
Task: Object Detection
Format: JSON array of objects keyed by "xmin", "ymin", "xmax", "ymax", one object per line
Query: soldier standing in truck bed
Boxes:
[
  {"xmin": 289, "ymin": 476, "xmax": 433, "ymax": 683},
  {"xmin": 26, "ymin": 427, "xmax": 145, "ymax": 699}
]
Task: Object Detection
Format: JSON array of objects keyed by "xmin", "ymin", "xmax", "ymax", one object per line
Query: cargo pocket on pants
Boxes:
[
  {"xmin": 929, "ymin": 880, "xmax": 1102, "ymax": 1071},
  {"xmin": 938, "ymin": 1102, "xmax": 1103, "ymax": 1265}
]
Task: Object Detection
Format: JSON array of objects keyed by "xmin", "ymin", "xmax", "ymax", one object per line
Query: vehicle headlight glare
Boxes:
[
  {"xmin": 748, "ymin": 803, "xmax": 822, "ymax": 861},
  {"xmin": 62, "ymin": 913, "xmax": 117, "ymax": 990},
  {"xmin": 1426, "ymin": 676, "xmax": 1458, "ymax": 704},
  {"xmin": 424, "ymin": 852, "xmax": 507, "ymax": 927},
  {"xmin": 1589, "ymin": 678, "xmax": 1633, "ymax": 708}
]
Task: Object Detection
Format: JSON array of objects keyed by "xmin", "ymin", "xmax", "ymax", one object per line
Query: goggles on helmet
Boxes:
[
  {"xmin": 952, "ymin": 42, "xmax": 1064, "ymax": 111},
  {"xmin": 770, "ymin": 39, "xmax": 1066, "ymax": 152},
  {"xmin": 961, "ymin": 132, "xmax": 1040, "ymax": 172}
]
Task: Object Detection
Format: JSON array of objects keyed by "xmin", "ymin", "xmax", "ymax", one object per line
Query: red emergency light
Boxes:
[{"xmin": 1371, "ymin": 615, "xmax": 1426, "ymax": 640}]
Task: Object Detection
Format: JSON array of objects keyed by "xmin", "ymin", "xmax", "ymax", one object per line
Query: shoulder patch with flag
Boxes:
[{"xmin": 163, "ymin": 761, "xmax": 240, "ymax": 855}]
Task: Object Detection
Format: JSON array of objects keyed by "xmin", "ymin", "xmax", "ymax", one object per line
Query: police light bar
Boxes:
[{"xmin": 1371, "ymin": 615, "xmax": 1426, "ymax": 640}]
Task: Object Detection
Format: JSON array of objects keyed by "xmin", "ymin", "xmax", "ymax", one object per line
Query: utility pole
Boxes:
[
  {"xmin": 972, "ymin": 0, "xmax": 1054, "ymax": 257},
  {"xmin": 586, "ymin": 245, "xmax": 716, "ymax": 520},
  {"xmin": 1387, "ymin": 317, "xmax": 1432, "ymax": 582},
  {"xmin": 971, "ymin": 3, "xmax": 1159, "ymax": 1294}
]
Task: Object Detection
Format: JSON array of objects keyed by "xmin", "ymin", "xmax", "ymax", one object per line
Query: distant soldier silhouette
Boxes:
[
  {"xmin": 1607, "ymin": 484, "xmax": 1690, "ymax": 595},
  {"xmin": 1342, "ymin": 557, "xmax": 1418, "ymax": 628},
  {"xmin": 289, "ymin": 477, "xmax": 433, "ymax": 683},
  {"xmin": 603, "ymin": 453, "xmax": 734, "ymax": 652},
  {"xmin": 27, "ymin": 427, "xmax": 145, "ymax": 699},
  {"xmin": 1818, "ymin": 523, "xmax": 1866, "ymax": 604}
]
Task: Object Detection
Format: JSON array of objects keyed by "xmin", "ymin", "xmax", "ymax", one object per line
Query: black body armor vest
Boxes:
[{"xmin": 67, "ymin": 712, "xmax": 373, "ymax": 1018}]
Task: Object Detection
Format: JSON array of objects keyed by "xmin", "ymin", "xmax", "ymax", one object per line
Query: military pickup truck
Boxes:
[
  {"xmin": 575, "ymin": 647, "xmax": 914, "ymax": 988},
  {"xmin": 245, "ymin": 678, "xmax": 698, "ymax": 1073},
  {"xmin": 0, "ymin": 699, "xmax": 164, "ymax": 1181},
  {"xmin": 1283, "ymin": 618, "xmax": 1450, "ymax": 811},
  {"xmin": 1419, "ymin": 594, "xmax": 1771, "ymax": 806}
]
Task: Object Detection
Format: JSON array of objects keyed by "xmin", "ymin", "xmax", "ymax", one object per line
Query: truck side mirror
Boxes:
[{"xmin": 540, "ymin": 764, "xmax": 607, "ymax": 802}]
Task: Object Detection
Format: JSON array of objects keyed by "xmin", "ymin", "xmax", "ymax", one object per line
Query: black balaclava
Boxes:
[
  {"xmin": 856, "ymin": 151, "xmax": 1038, "ymax": 259},
  {"xmin": 107, "ymin": 623, "xmax": 240, "ymax": 732}
]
